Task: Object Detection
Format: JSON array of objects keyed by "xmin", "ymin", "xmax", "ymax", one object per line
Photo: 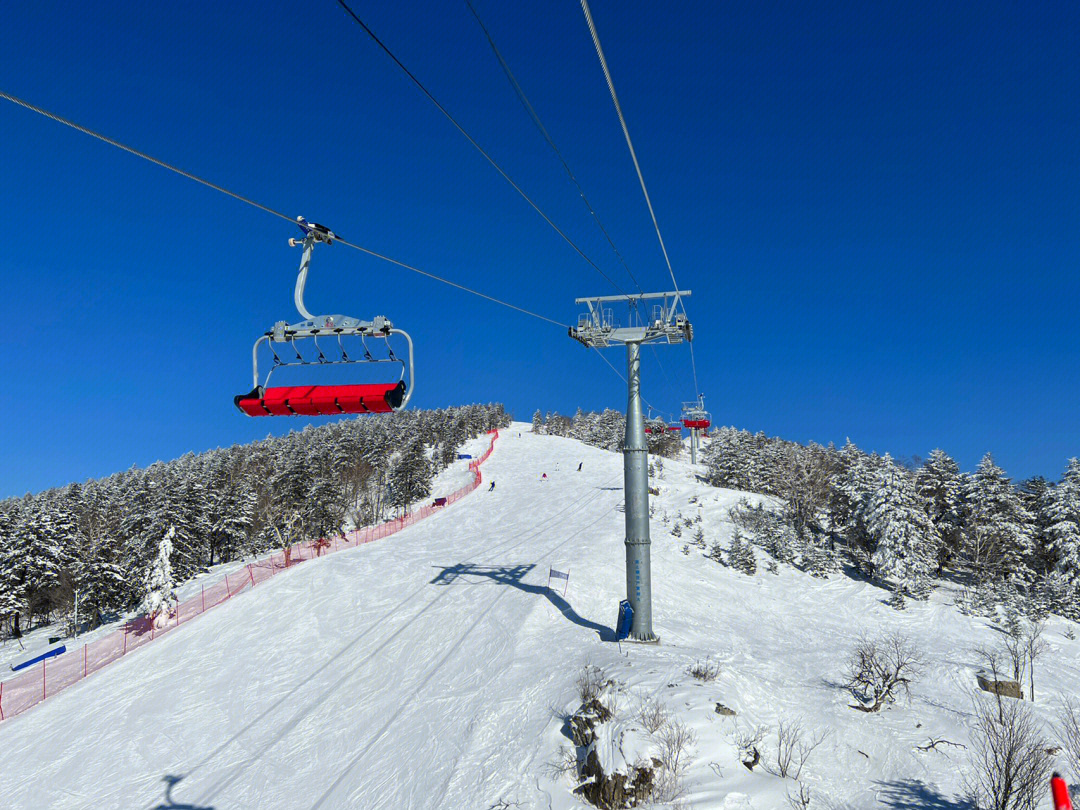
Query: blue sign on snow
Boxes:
[
  {"xmin": 11, "ymin": 644, "xmax": 66, "ymax": 672},
  {"xmin": 615, "ymin": 600, "xmax": 633, "ymax": 641},
  {"xmin": 456, "ymin": 454, "xmax": 473, "ymax": 459}
]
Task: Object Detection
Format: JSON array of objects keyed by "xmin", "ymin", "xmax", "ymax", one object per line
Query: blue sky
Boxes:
[{"xmin": 1, "ymin": 0, "xmax": 1077, "ymax": 497}]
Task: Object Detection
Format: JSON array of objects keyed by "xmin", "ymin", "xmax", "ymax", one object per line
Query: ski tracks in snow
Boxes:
[{"xmin": 178, "ymin": 453, "xmax": 622, "ymax": 808}]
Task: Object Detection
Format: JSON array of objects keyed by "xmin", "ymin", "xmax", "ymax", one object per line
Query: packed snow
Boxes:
[{"xmin": 1, "ymin": 424, "xmax": 1077, "ymax": 809}]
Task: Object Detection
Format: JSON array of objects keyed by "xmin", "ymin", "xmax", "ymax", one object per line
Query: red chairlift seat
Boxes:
[
  {"xmin": 235, "ymin": 218, "xmax": 414, "ymax": 418},
  {"xmin": 235, "ymin": 381, "xmax": 406, "ymax": 417},
  {"xmin": 682, "ymin": 419, "xmax": 711, "ymax": 430}
]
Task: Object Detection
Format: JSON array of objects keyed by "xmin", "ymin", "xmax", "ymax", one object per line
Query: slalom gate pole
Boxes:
[
  {"xmin": 42, "ymin": 660, "xmax": 46, "ymax": 700},
  {"xmin": 248, "ymin": 565, "xmax": 255, "ymax": 587}
]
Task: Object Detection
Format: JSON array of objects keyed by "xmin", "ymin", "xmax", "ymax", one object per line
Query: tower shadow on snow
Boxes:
[
  {"xmin": 151, "ymin": 775, "xmax": 215, "ymax": 810},
  {"xmin": 430, "ymin": 563, "xmax": 615, "ymax": 641},
  {"xmin": 874, "ymin": 779, "xmax": 971, "ymax": 809}
]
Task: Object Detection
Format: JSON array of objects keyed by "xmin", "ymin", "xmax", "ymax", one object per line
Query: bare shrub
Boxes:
[
  {"xmin": 974, "ymin": 645, "xmax": 1009, "ymax": 722},
  {"xmin": 787, "ymin": 782, "xmax": 813, "ymax": 809},
  {"xmin": 733, "ymin": 723, "xmax": 768, "ymax": 770},
  {"xmin": 543, "ymin": 744, "xmax": 579, "ymax": 782},
  {"xmin": 577, "ymin": 665, "xmax": 606, "ymax": 704},
  {"xmin": 843, "ymin": 633, "xmax": 923, "ymax": 712},
  {"xmin": 688, "ymin": 656, "xmax": 721, "ymax": 682},
  {"xmin": 638, "ymin": 699, "xmax": 669, "ymax": 734},
  {"xmin": 763, "ymin": 718, "xmax": 830, "ymax": 779},
  {"xmin": 1057, "ymin": 697, "xmax": 1080, "ymax": 781},
  {"xmin": 654, "ymin": 718, "xmax": 697, "ymax": 802},
  {"xmin": 964, "ymin": 696, "xmax": 1053, "ymax": 810},
  {"xmin": 1023, "ymin": 619, "xmax": 1047, "ymax": 702}
]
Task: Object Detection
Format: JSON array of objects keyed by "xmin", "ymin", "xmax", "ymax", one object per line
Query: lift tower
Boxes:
[{"xmin": 570, "ymin": 291, "xmax": 692, "ymax": 642}]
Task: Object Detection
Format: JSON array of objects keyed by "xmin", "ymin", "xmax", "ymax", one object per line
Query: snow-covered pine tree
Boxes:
[
  {"xmin": 915, "ymin": 449, "xmax": 964, "ymax": 574},
  {"xmin": 729, "ymin": 529, "xmax": 757, "ymax": 575},
  {"xmin": 389, "ymin": 439, "xmax": 433, "ymax": 512},
  {"xmin": 142, "ymin": 525, "xmax": 177, "ymax": 627},
  {"xmin": 867, "ymin": 457, "xmax": 936, "ymax": 600},
  {"xmin": 23, "ymin": 498, "xmax": 74, "ymax": 625},
  {"xmin": 1047, "ymin": 459, "xmax": 1080, "ymax": 616},
  {"xmin": 531, "ymin": 409, "xmax": 544, "ymax": 434},
  {"xmin": 842, "ymin": 451, "xmax": 889, "ymax": 572},
  {"xmin": 0, "ymin": 504, "xmax": 23, "ymax": 636},
  {"xmin": 962, "ymin": 454, "xmax": 1035, "ymax": 595},
  {"xmin": 693, "ymin": 525, "xmax": 706, "ymax": 548},
  {"xmin": 826, "ymin": 439, "xmax": 862, "ymax": 535},
  {"xmin": 1019, "ymin": 476, "xmax": 1056, "ymax": 579}
]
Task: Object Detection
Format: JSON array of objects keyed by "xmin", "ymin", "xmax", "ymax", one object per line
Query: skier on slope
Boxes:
[
  {"xmin": 488, "ymin": 480, "xmax": 495, "ymax": 492},
  {"xmin": 541, "ymin": 473, "xmax": 548, "ymax": 482},
  {"xmin": 577, "ymin": 461, "xmax": 583, "ymax": 471}
]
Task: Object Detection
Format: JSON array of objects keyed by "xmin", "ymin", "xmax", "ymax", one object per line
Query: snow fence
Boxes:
[{"xmin": 0, "ymin": 429, "xmax": 499, "ymax": 723}]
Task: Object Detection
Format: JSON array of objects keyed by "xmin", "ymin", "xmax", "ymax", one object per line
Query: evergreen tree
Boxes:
[
  {"xmin": 389, "ymin": 440, "xmax": 433, "ymax": 511},
  {"xmin": 728, "ymin": 530, "xmax": 757, "ymax": 575},
  {"xmin": 142, "ymin": 525, "xmax": 177, "ymax": 626},
  {"xmin": 962, "ymin": 454, "xmax": 1034, "ymax": 592},
  {"xmin": 867, "ymin": 458, "xmax": 936, "ymax": 599},
  {"xmin": 915, "ymin": 449, "xmax": 964, "ymax": 573},
  {"xmin": 531, "ymin": 409, "xmax": 544, "ymax": 434},
  {"xmin": 1047, "ymin": 459, "xmax": 1080, "ymax": 614}
]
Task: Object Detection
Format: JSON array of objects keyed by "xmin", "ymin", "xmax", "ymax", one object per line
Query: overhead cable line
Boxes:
[
  {"xmin": 334, "ymin": 0, "xmax": 628, "ymax": 297},
  {"xmin": 333, "ymin": 235, "xmax": 567, "ymax": 327},
  {"xmin": 0, "ymin": 90, "xmax": 295, "ymax": 226},
  {"xmin": 463, "ymin": 0, "xmax": 677, "ymax": 407},
  {"xmin": 589, "ymin": 346, "xmax": 658, "ymax": 415},
  {"xmin": 577, "ymin": 0, "xmax": 702, "ymax": 399},
  {"xmin": 0, "ymin": 88, "xmax": 567, "ymax": 329},
  {"xmin": 462, "ymin": 0, "xmax": 643, "ymax": 298},
  {"xmin": 578, "ymin": 0, "xmax": 679, "ymax": 296}
]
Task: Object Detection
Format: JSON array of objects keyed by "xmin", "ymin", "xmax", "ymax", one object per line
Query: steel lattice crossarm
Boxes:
[{"xmin": 568, "ymin": 291, "xmax": 692, "ymax": 348}]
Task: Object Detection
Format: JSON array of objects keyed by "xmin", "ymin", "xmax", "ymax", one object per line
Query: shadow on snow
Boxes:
[{"xmin": 430, "ymin": 563, "xmax": 614, "ymax": 641}]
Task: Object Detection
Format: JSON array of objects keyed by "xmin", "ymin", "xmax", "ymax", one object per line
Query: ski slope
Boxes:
[{"xmin": 2, "ymin": 425, "xmax": 1078, "ymax": 809}]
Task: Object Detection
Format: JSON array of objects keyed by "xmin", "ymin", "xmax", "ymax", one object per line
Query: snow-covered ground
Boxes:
[
  {"xmin": 1, "ymin": 434, "xmax": 491, "ymax": 681},
  {"xmin": 1, "ymin": 423, "xmax": 1077, "ymax": 809}
]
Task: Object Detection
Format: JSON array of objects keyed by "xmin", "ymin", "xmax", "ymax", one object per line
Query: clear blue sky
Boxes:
[{"xmin": 1, "ymin": 0, "xmax": 1077, "ymax": 498}]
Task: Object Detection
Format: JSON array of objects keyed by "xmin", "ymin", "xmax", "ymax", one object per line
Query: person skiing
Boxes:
[
  {"xmin": 488, "ymin": 480, "xmax": 496, "ymax": 492},
  {"xmin": 541, "ymin": 473, "xmax": 548, "ymax": 482},
  {"xmin": 577, "ymin": 461, "xmax": 583, "ymax": 472}
]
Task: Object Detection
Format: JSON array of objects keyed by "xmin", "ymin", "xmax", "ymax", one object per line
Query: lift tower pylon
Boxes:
[{"xmin": 569, "ymin": 291, "xmax": 692, "ymax": 642}]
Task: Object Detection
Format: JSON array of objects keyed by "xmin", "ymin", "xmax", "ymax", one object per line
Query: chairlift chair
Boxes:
[
  {"xmin": 681, "ymin": 395, "xmax": 711, "ymax": 432},
  {"xmin": 235, "ymin": 217, "xmax": 414, "ymax": 417}
]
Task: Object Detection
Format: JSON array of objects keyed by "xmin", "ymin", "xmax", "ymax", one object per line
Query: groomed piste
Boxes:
[{"xmin": 2, "ymin": 428, "xmax": 1080, "ymax": 809}]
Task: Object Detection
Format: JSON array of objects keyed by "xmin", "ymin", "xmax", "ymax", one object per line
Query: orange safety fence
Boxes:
[{"xmin": 0, "ymin": 429, "xmax": 498, "ymax": 723}]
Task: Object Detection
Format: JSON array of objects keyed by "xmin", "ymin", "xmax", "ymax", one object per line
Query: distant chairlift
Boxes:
[
  {"xmin": 681, "ymin": 395, "xmax": 711, "ymax": 434},
  {"xmin": 235, "ymin": 218, "xmax": 414, "ymax": 417}
]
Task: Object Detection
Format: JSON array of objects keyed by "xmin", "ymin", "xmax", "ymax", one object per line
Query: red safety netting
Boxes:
[{"xmin": 0, "ymin": 429, "xmax": 498, "ymax": 723}]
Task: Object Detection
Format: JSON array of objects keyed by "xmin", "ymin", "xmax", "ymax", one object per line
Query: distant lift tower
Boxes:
[
  {"xmin": 681, "ymin": 395, "xmax": 711, "ymax": 465},
  {"xmin": 570, "ymin": 291, "xmax": 693, "ymax": 642}
]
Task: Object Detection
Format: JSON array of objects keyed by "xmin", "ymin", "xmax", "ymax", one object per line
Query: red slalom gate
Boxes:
[{"xmin": 0, "ymin": 429, "xmax": 498, "ymax": 723}]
